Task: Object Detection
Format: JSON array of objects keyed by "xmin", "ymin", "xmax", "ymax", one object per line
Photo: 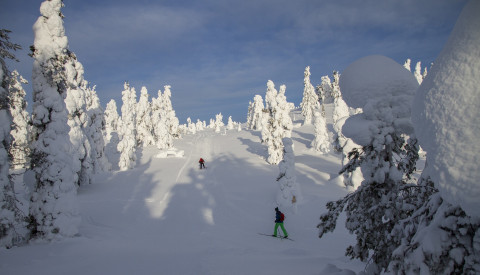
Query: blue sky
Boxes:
[{"xmin": 1, "ymin": 0, "xmax": 467, "ymax": 123}]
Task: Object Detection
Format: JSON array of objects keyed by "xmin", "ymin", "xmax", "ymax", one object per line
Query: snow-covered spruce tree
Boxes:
[
  {"xmin": 151, "ymin": 89, "xmax": 170, "ymax": 150},
  {"xmin": 162, "ymin": 85, "xmax": 179, "ymax": 140},
  {"xmin": 248, "ymin": 95, "xmax": 264, "ymax": 130},
  {"xmin": 117, "ymin": 83, "xmax": 137, "ymax": 171},
  {"xmin": 136, "ymin": 86, "xmax": 155, "ymax": 147},
  {"xmin": 311, "ymin": 111, "xmax": 329, "ymax": 154},
  {"xmin": 85, "ymin": 85, "xmax": 110, "ymax": 172},
  {"xmin": 403, "ymin": 58, "xmax": 411, "ymax": 71},
  {"xmin": 8, "ymin": 70, "xmax": 30, "ymax": 170},
  {"xmin": 214, "ymin": 113, "xmax": 224, "ymax": 133},
  {"xmin": 0, "ymin": 29, "xmax": 29, "ymax": 248},
  {"xmin": 227, "ymin": 116, "xmax": 234, "ymax": 130},
  {"xmin": 276, "ymin": 138, "xmax": 300, "ymax": 213},
  {"xmin": 196, "ymin": 119, "xmax": 204, "ymax": 131},
  {"xmin": 331, "ymin": 78, "xmax": 350, "ymax": 152},
  {"xmin": 28, "ymin": 0, "xmax": 81, "ymax": 240},
  {"xmin": 316, "ymin": 75, "xmax": 331, "ymax": 116},
  {"xmin": 317, "ymin": 55, "xmax": 421, "ymax": 273},
  {"xmin": 64, "ymin": 53, "xmax": 93, "ymax": 186},
  {"xmin": 300, "ymin": 66, "xmax": 319, "ymax": 125},
  {"xmin": 261, "ymin": 80, "xmax": 284, "ymax": 165},
  {"xmin": 387, "ymin": 2, "xmax": 480, "ymax": 273},
  {"xmin": 104, "ymin": 99, "xmax": 119, "ymax": 144},
  {"xmin": 275, "ymin": 85, "xmax": 293, "ymax": 139}
]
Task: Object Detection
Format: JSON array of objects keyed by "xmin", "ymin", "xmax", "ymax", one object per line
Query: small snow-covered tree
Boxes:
[
  {"xmin": 414, "ymin": 61, "xmax": 423, "ymax": 85},
  {"xmin": 117, "ymin": 83, "xmax": 137, "ymax": 170},
  {"xmin": 162, "ymin": 85, "xmax": 179, "ymax": 140},
  {"xmin": 261, "ymin": 80, "xmax": 284, "ymax": 165},
  {"xmin": 276, "ymin": 138, "xmax": 300, "ymax": 213},
  {"xmin": 8, "ymin": 70, "xmax": 30, "ymax": 170},
  {"xmin": 29, "ymin": 0, "xmax": 81, "ymax": 239},
  {"xmin": 300, "ymin": 66, "xmax": 319, "ymax": 125},
  {"xmin": 403, "ymin": 58, "xmax": 411, "ymax": 71},
  {"xmin": 136, "ymin": 86, "xmax": 155, "ymax": 147},
  {"xmin": 311, "ymin": 111, "xmax": 329, "ymax": 154}
]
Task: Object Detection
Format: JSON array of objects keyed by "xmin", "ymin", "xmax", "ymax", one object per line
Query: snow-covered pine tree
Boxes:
[
  {"xmin": 64, "ymin": 53, "xmax": 93, "ymax": 186},
  {"xmin": 151, "ymin": 89, "xmax": 170, "ymax": 150},
  {"xmin": 0, "ymin": 29, "xmax": 28, "ymax": 248},
  {"xmin": 29, "ymin": 0, "xmax": 81, "ymax": 239},
  {"xmin": 414, "ymin": 61, "xmax": 423, "ymax": 85},
  {"xmin": 162, "ymin": 85, "xmax": 179, "ymax": 141},
  {"xmin": 276, "ymin": 138, "xmax": 300, "ymax": 213},
  {"xmin": 248, "ymin": 95, "xmax": 264, "ymax": 130},
  {"xmin": 214, "ymin": 113, "xmax": 224, "ymax": 133},
  {"xmin": 275, "ymin": 84, "xmax": 293, "ymax": 138},
  {"xmin": 136, "ymin": 86, "xmax": 155, "ymax": 147},
  {"xmin": 196, "ymin": 119, "xmax": 204, "ymax": 131},
  {"xmin": 403, "ymin": 58, "xmax": 411, "ymax": 71},
  {"xmin": 104, "ymin": 99, "xmax": 119, "ymax": 144},
  {"xmin": 8, "ymin": 70, "xmax": 30, "ymax": 170},
  {"xmin": 331, "ymin": 83, "xmax": 350, "ymax": 152},
  {"xmin": 300, "ymin": 66, "xmax": 319, "ymax": 125},
  {"xmin": 261, "ymin": 80, "xmax": 284, "ymax": 165},
  {"xmin": 311, "ymin": 111, "xmax": 329, "ymax": 154},
  {"xmin": 227, "ymin": 116, "xmax": 234, "ymax": 130},
  {"xmin": 117, "ymin": 82, "xmax": 137, "ymax": 170},
  {"xmin": 246, "ymin": 101, "xmax": 253, "ymax": 128},
  {"xmin": 85, "ymin": 85, "xmax": 110, "ymax": 172}
]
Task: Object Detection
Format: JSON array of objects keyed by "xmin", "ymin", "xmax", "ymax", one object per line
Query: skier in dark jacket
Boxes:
[
  {"xmin": 199, "ymin": 158, "xmax": 206, "ymax": 169},
  {"xmin": 273, "ymin": 207, "xmax": 288, "ymax": 238}
]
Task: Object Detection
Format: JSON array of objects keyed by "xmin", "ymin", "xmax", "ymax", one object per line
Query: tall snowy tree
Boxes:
[
  {"xmin": 117, "ymin": 83, "xmax": 137, "ymax": 171},
  {"xmin": 0, "ymin": 29, "xmax": 28, "ymax": 248},
  {"xmin": 300, "ymin": 66, "xmax": 319, "ymax": 125},
  {"xmin": 311, "ymin": 111, "xmax": 329, "ymax": 154},
  {"xmin": 276, "ymin": 138, "xmax": 300, "ymax": 213},
  {"xmin": 227, "ymin": 116, "xmax": 234, "ymax": 130},
  {"xmin": 261, "ymin": 80, "xmax": 284, "ymax": 165},
  {"xmin": 29, "ymin": 0, "xmax": 81, "ymax": 240},
  {"xmin": 136, "ymin": 86, "xmax": 155, "ymax": 147},
  {"xmin": 8, "ymin": 70, "xmax": 30, "ymax": 170}
]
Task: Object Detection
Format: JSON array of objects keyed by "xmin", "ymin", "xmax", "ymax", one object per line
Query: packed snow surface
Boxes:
[
  {"xmin": 1, "ymin": 110, "xmax": 363, "ymax": 274},
  {"xmin": 412, "ymin": 0, "xmax": 480, "ymax": 217}
]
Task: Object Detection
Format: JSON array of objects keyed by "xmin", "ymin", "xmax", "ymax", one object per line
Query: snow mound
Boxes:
[
  {"xmin": 155, "ymin": 148, "xmax": 185, "ymax": 158},
  {"xmin": 411, "ymin": 0, "xmax": 480, "ymax": 217}
]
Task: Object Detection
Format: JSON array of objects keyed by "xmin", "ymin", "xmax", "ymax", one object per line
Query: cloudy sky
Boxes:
[{"xmin": 1, "ymin": 0, "xmax": 467, "ymax": 123}]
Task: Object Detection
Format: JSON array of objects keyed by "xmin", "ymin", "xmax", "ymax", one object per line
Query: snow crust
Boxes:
[{"xmin": 411, "ymin": 0, "xmax": 480, "ymax": 217}]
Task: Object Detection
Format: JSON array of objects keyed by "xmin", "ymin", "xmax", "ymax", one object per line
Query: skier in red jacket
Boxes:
[{"xmin": 199, "ymin": 158, "xmax": 206, "ymax": 169}]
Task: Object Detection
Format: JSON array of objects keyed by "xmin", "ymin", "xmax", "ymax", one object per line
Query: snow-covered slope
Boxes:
[{"xmin": 1, "ymin": 110, "xmax": 363, "ymax": 274}]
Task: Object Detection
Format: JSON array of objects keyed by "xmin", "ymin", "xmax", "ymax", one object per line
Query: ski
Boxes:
[{"xmin": 258, "ymin": 233, "xmax": 294, "ymax": 241}]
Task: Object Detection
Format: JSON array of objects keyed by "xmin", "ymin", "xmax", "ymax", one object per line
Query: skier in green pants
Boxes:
[{"xmin": 273, "ymin": 207, "xmax": 288, "ymax": 238}]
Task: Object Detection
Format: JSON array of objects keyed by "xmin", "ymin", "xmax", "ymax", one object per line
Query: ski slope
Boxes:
[{"xmin": 1, "ymin": 113, "xmax": 363, "ymax": 274}]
